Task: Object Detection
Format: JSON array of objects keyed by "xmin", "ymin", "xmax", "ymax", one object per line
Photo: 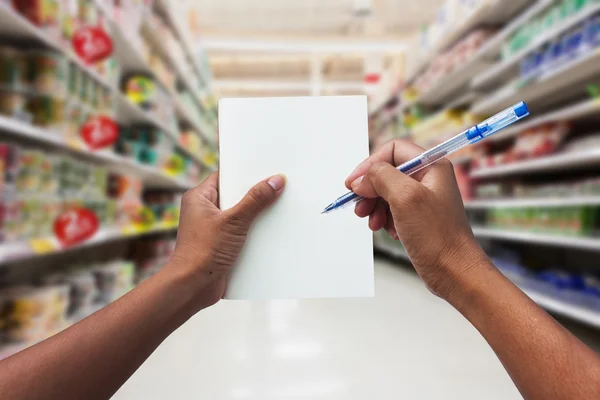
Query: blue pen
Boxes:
[{"xmin": 322, "ymin": 101, "xmax": 530, "ymax": 214}]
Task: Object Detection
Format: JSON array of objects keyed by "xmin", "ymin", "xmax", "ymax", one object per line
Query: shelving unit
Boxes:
[
  {"xmin": 472, "ymin": 3, "xmax": 600, "ymax": 89},
  {"xmin": 368, "ymin": 0, "xmax": 600, "ymax": 331},
  {"xmin": 466, "ymin": 196, "xmax": 600, "ymax": 209},
  {"xmin": 0, "ymin": 2, "xmax": 215, "ymax": 175},
  {"xmin": 487, "ymin": 98, "xmax": 600, "ymax": 143},
  {"xmin": 524, "ymin": 289, "xmax": 600, "ymax": 329},
  {"xmin": 471, "ymin": 48, "xmax": 600, "ymax": 114},
  {"xmin": 473, "ymin": 227, "xmax": 600, "ymax": 251},
  {"xmin": 0, "ymin": 223, "xmax": 177, "ymax": 266},
  {"xmin": 471, "ymin": 148, "xmax": 600, "ymax": 179},
  {"xmin": 0, "ymin": 116, "xmax": 192, "ymax": 190}
]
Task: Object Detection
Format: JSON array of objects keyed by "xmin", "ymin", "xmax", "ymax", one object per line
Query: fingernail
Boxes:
[
  {"xmin": 351, "ymin": 176, "xmax": 363, "ymax": 189},
  {"xmin": 267, "ymin": 174, "xmax": 286, "ymax": 192},
  {"xmin": 387, "ymin": 227, "xmax": 399, "ymax": 240}
]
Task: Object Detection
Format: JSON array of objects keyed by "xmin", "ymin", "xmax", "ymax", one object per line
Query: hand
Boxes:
[
  {"xmin": 165, "ymin": 172, "xmax": 286, "ymax": 310},
  {"xmin": 346, "ymin": 139, "xmax": 488, "ymax": 299}
]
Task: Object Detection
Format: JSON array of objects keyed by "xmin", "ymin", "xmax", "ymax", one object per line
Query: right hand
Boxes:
[{"xmin": 346, "ymin": 139, "xmax": 489, "ymax": 299}]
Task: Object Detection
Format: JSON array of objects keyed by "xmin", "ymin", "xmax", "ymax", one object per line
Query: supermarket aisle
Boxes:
[{"xmin": 114, "ymin": 258, "xmax": 523, "ymax": 400}]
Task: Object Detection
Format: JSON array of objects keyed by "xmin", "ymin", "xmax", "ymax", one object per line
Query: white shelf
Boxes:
[
  {"xmin": 488, "ymin": 99, "xmax": 600, "ymax": 143},
  {"xmin": 0, "ymin": 115, "xmax": 193, "ymax": 190},
  {"xmin": 523, "ymin": 290, "xmax": 600, "ymax": 329},
  {"xmin": 405, "ymin": 0, "xmax": 530, "ymax": 84},
  {"xmin": 154, "ymin": 0, "xmax": 211, "ymax": 87},
  {"xmin": 473, "ymin": 3, "xmax": 600, "ymax": 89},
  {"xmin": 471, "ymin": 148, "xmax": 600, "ymax": 179},
  {"xmin": 0, "ymin": 225, "xmax": 177, "ymax": 266},
  {"xmin": 473, "ymin": 227, "xmax": 600, "ymax": 251},
  {"xmin": 466, "ymin": 196, "xmax": 600, "ymax": 209},
  {"xmin": 472, "ymin": 47, "xmax": 600, "ymax": 115}
]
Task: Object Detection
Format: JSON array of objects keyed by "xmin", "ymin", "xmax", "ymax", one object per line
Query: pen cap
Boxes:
[{"xmin": 475, "ymin": 102, "xmax": 529, "ymax": 139}]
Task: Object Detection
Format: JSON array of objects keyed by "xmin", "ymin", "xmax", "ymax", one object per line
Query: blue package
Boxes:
[
  {"xmin": 563, "ymin": 26, "xmax": 585, "ymax": 60},
  {"xmin": 542, "ymin": 39, "xmax": 563, "ymax": 72},
  {"xmin": 583, "ymin": 15, "xmax": 600, "ymax": 48}
]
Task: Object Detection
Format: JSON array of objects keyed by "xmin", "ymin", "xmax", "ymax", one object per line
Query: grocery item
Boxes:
[{"xmin": 487, "ymin": 206, "xmax": 598, "ymax": 236}]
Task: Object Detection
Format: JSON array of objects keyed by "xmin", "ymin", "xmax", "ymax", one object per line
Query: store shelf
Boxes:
[
  {"xmin": 414, "ymin": 0, "xmax": 554, "ymax": 106},
  {"xmin": 418, "ymin": 59, "xmax": 494, "ymax": 106},
  {"xmin": 488, "ymin": 98, "xmax": 600, "ymax": 142},
  {"xmin": 0, "ymin": 115, "xmax": 193, "ymax": 190},
  {"xmin": 405, "ymin": 0, "xmax": 530, "ymax": 84},
  {"xmin": 524, "ymin": 289, "xmax": 600, "ymax": 328},
  {"xmin": 476, "ymin": 0, "xmax": 555, "ymax": 60},
  {"xmin": 472, "ymin": 47, "xmax": 600, "ymax": 115},
  {"xmin": 473, "ymin": 227, "xmax": 600, "ymax": 251},
  {"xmin": 0, "ymin": 223, "xmax": 177, "ymax": 266},
  {"xmin": 471, "ymin": 148, "xmax": 600, "ymax": 179},
  {"xmin": 373, "ymin": 235, "xmax": 410, "ymax": 261},
  {"xmin": 0, "ymin": 4, "xmax": 114, "ymax": 89},
  {"xmin": 154, "ymin": 0, "xmax": 210, "ymax": 87},
  {"xmin": 466, "ymin": 196, "xmax": 600, "ymax": 209},
  {"xmin": 473, "ymin": 3, "xmax": 600, "ymax": 89}
]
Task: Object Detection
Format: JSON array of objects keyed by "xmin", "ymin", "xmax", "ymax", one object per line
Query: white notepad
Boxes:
[{"xmin": 219, "ymin": 96, "xmax": 374, "ymax": 300}]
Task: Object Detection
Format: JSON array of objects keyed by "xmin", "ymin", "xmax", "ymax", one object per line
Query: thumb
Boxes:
[{"xmin": 229, "ymin": 174, "xmax": 286, "ymax": 224}]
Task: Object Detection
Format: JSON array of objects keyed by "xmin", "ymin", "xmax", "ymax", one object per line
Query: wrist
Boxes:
[
  {"xmin": 434, "ymin": 234, "xmax": 492, "ymax": 304},
  {"xmin": 159, "ymin": 255, "xmax": 214, "ymax": 315},
  {"xmin": 438, "ymin": 242, "xmax": 500, "ymax": 312}
]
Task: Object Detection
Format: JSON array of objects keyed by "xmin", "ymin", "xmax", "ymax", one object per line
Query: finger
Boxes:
[
  {"xmin": 189, "ymin": 171, "xmax": 219, "ymax": 206},
  {"xmin": 364, "ymin": 162, "xmax": 425, "ymax": 208},
  {"xmin": 229, "ymin": 174, "xmax": 286, "ymax": 225},
  {"xmin": 368, "ymin": 198, "xmax": 388, "ymax": 232},
  {"xmin": 385, "ymin": 213, "xmax": 399, "ymax": 240},
  {"xmin": 355, "ymin": 198, "xmax": 376, "ymax": 218},
  {"xmin": 345, "ymin": 139, "xmax": 425, "ymax": 190}
]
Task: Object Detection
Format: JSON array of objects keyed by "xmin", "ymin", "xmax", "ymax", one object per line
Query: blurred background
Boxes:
[{"xmin": 1, "ymin": 0, "xmax": 600, "ymax": 398}]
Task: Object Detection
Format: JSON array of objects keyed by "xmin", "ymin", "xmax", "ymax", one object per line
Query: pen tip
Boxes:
[{"xmin": 321, "ymin": 203, "xmax": 335, "ymax": 214}]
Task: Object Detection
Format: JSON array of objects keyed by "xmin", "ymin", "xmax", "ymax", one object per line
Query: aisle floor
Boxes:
[{"xmin": 113, "ymin": 258, "xmax": 595, "ymax": 400}]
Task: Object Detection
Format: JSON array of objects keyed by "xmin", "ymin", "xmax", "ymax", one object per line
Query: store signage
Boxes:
[
  {"xmin": 72, "ymin": 26, "xmax": 113, "ymax": 64},
  {"xmin": 54, "ymin": 209, "xmax": 99, "ymax": 247},
  {"xmin": 81, "ymin": 116, "xmax": 119, "ymax": 150}
]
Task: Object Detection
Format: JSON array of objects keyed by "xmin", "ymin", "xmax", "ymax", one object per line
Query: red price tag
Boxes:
[
  {"xmin": 72, "ymin": 26, "xmax": 113, "ymax": 64},
  {"xmin": 81, "ymin": 116, "xmax": 119, "ymax": 150},
  {"xmin": 54, "ymin": 208, "xmax": 99, "ymax": 247}
]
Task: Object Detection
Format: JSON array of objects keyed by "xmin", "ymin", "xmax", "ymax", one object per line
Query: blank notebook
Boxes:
[{"xmin": 219, "ymin": 96, "xmax": 374, "ymax": 300}]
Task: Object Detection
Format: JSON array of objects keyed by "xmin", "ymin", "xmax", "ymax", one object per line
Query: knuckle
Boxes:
[
  {"xmin": 436, "ymin": 158, "xmax": 453, "ymax": 171},
  {"xmin": 181, "ymin": 190, "xmax": 194, "ymax": 205},
  {"xmin": 248, "ymin": 184, "xmax": 271, "ymax": 205}
]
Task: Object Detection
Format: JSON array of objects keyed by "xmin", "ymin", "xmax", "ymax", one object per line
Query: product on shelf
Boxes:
[
  {"xmin": 132, "ymin": 237, "xmax": 176, "ymax": 283},
  {"xmin": 505, "ymin": 0, "xmax": 600, "ymax": 60},
  {"xmin": 509, "ymin": 2, "xmax": 600, "ymax": 79},
  {"xmin": 486, "ymin": 206, "xmax": 598, "ymax": 236},
  {"xmin": 490, "ymin": 249, "xmax": 600, "ymax": 312},
  {"xmin": 10, "ymin": 0, "xmax": 118, "ymax": 82},
  {"xmin": 122, "ymin": 74, "xmax": 176, "ymax": 132},
  {"xmin": 0, "ymin": 142, "xmax": 186, "ymax": 245},
  {"xmin": 0, "ymin": 258, "xmax": 137, "ymax": 350},
  {"xmin": 407, "ymin": 28, "xmax": 496, "ymax": 97},
  {"xmin": 472, "ymin": 122, "xmax": 572, "ymax": 169}
]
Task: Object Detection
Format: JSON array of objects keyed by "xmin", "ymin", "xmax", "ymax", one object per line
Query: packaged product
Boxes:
[
  {"xmin": 12, "ymin": 0, "xmax": 59, "ymax": 26},
  {"xmin": 27, "ymin": 51, "xmax": 68, "ymax": 95},
  {"xmin": 0, "ymin": 47, "xmax": 28, "ymax": 89}
]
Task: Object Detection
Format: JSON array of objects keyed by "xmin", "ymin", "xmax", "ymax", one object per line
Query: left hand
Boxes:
[{"xmin": 165, "ymin": 171, "xmax": 286, "ymax": 310}]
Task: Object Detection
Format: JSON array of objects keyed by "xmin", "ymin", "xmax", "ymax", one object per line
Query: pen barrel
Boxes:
[{"xmin": 398, "ymin": 132, "xmax": 471, "ymax": 176}]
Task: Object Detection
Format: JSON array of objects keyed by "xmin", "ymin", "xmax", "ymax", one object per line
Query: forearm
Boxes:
[
  {"xmin": 0, "ymin": 260, "xmax": 199, "ymax": 400},
  {"xmin": 448, "ymin": 257, "xmax": 600, "ymax": 400}
]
